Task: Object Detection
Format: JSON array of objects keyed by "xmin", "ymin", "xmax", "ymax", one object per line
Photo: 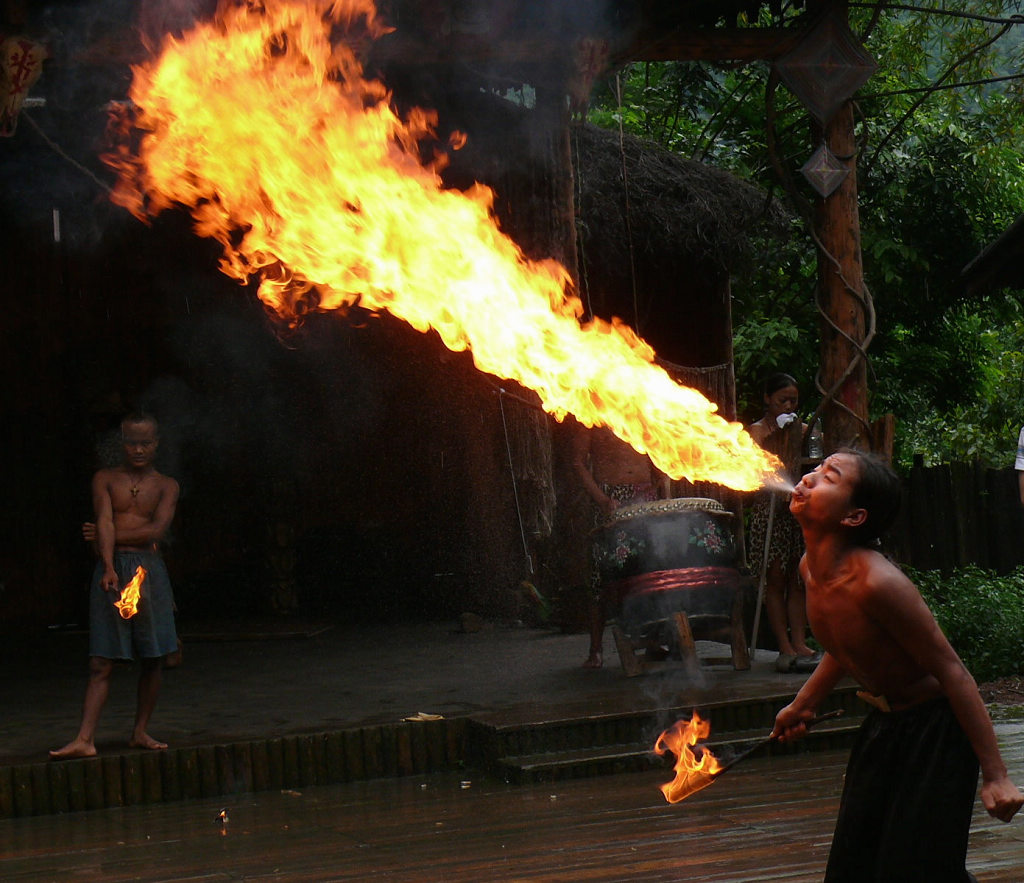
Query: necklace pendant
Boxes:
[{"xmin": 130, "ymin": 485, "xmax": 140, "ymax": 497}]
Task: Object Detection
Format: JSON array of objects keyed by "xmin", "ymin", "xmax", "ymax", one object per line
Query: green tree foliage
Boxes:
[
  {"xmin": 587, "ymin": 2, "xmax": 1024, "ymax": 461},
  {"xmin": 912, "ymin": 565, "xmax": 1024, "ymax": 682}
]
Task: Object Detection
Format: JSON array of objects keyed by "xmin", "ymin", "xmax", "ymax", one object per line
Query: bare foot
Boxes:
[
  {"xmin": 128, "ymin": 733, "xmax": 168, "ymax": 750},
  {"xmin": 49, "ymin": 739, "xmax": 97, "ymax": 760},
  {"xmin": 582, "ymin": 651, "xmax": 603, "ymax": 669}
]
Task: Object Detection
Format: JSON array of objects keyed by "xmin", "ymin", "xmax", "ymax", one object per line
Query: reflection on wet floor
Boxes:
[{"xmin": 3, "ymin": 723, "xmax": 1023, "ymax": 883}]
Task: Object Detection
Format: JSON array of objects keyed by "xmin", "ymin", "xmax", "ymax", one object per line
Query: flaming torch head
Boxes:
[
  {"xmin": 654, "ymin": 711, "xmax": 724, "ymax": 804},
  {"xmin": 114, "ymin": 565, "xmax": 147, "ymax": 620}
]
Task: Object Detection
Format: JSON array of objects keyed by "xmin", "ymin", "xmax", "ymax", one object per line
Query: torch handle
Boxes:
[
  {"xmin": 715, "ymin": 708, "xmax": 845, "ymax": 776},
  {"xmin": 802, "ymin": 708, "xmax": 845, "ymax": 728}
]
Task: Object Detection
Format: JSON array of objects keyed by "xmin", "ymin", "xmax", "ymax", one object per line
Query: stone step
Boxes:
[
  {"xmin": 0, "ymin": 718, "xmax": 470, "ymax": 820},
  {"xmin": 469, "ymin": 684, "xmax": 869, "ymax": 765},
  {"xmin": 493, "ymin": 716, "xmax": 863, "ymax": 784}
]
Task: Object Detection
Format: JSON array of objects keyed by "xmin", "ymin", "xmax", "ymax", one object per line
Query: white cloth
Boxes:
[{"xmin": 1015, "ymin": 426, "xmax": 1024, "ymax": 471}]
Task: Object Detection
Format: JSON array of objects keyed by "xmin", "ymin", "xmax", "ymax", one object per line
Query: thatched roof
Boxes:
[
  {"xmin": 573, "ymin": 122, "xmax": 790, "ymax": 274},
  {"xmin": 436, "ymin": 87, "xmax": 789, "ymax": 275}
]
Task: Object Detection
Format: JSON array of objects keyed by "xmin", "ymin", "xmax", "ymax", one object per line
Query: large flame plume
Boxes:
[
  {"xmin": 654, "ymin": 711, "xmax": 724, "ymax": 804},
  {"xmin": 105, "ymin": 0, "xmax": 781, "ymax": 490}
]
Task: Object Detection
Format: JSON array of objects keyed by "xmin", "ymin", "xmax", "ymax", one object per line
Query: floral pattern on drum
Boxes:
[
  {"xmin": 688, "ymin": 521, "xmax": 733, "ymax": 556},
  {"xmin": 595, "ymin": 529, "xmax": 647, "ymax": 572}
]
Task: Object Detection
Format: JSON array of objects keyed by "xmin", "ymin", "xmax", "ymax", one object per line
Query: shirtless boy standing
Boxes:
[
  {"xmin": 50, "ymin": 413, "xmax": 180, "ymax": 759},
  {"xmin": 772, "ymin": 449, "xmax": 1022, "ymax": 880}
]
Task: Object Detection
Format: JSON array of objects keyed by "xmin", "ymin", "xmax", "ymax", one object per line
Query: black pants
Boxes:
[{"xmin": 824, "ymin": 697, "xmax": 979, "ymax": 882}]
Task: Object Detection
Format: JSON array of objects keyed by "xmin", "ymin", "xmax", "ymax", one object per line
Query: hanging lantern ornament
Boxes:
[
  {"xmin": 800, "ymin": 142, "xmax": 848, "ymax": 198},
  {"xmin": 773, "ymin": 7, "xmax": 877, "ymax": 127}
]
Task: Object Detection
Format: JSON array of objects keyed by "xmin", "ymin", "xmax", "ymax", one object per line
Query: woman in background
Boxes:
[{"xmin": 747, "ymin": 372, "xmax": 818, "ymax": 672}]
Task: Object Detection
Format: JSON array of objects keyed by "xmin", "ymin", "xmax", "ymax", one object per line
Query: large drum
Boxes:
[{"xmin": 592, "ymin": 497, "xmax": 744, "ymax": 631}]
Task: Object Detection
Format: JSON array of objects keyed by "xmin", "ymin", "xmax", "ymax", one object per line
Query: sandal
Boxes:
[
  {"xmin": 793, "ymin": 652, "xmax": 822, "ymax": 673},
  {"xmin": 775, "ymin": 653, "xmax": 797, "ymax": 673}
]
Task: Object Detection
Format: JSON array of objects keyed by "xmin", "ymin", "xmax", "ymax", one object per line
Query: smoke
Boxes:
[
  {"xmin": 3, "ymin": 0, "xmax": 620, "ymax": 248},
  {"xmin": 371, "ymin": 0, "xmax": 623, "ymax": 134},
  {"xmin": 136, "ymin": 0, "xmax": 210, "ymax": 50},
  {"xmin": 0, "ymin": 1, "xmax": 216, "ymax": 242},
  {"xmin": 133, "ymin": 302, "xmax": 387, "ymax": 503}
]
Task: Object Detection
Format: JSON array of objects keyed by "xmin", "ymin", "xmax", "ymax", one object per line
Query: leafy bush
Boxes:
[
  {"xmin": 876, "ymin": 312, "xmax": 1024, "ymax": 470},
  {"xmin": 909, "ymin": 565, "xmax": 1024, "ymax": 682}
]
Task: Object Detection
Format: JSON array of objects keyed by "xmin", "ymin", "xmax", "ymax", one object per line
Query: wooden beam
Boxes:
[
  {"xmin": 370, "ymin": 26, "xmax": 808, "ymax": 72},
  {"xmin": 369, "ymin": 33, "xmax": 568, "ymax": 68},
  {"xmin": 611, "ymin": 27, "xmax": 803, "ymax": 65}
]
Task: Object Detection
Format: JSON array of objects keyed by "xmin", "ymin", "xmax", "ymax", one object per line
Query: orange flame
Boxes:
[
  {"xmin": 654, "ymin": 711, "xmax": 724, "ymax": 804},
  {"xmin": 114, "ymin": 565, "xmax": 147, "ymax": 620},
  {"xmin": 104, "ymin": 0, "xmax": 782, "ymax": 490}
]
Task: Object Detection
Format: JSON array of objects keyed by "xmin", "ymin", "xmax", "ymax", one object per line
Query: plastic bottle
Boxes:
[{"xmin": 807, "ymin": 420, "xmax": 824, "ymax": 459}]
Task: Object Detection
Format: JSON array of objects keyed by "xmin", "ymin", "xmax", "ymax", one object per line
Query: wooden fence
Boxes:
[{"xmin": 890, "ymin": 461, "xmax": 1024, "ymax": 574}]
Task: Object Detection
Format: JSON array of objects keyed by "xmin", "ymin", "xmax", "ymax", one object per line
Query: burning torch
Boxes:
[
  {"xmin": 655, "ymin": 709, "xmax": 843, "ymax": 803},
  {"xmin": 114, "ymin": 565, "xmax": 147, "ymax": 619}
]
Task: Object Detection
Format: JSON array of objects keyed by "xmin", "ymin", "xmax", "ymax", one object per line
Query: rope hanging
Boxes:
[
  {"xmin": 572, "ymin": 126, "xmax": 595, "ymax": 322},
  {"xmin": 614, "ymin": 70, "xmax": 642, "ymax": 334},
  {"xmin": 23, "ymin": 112, "xmax": 113, "ymax": 196},
  {"xmin": 498, "ymin": 389, "xmax": 534, "ymax": 577}
]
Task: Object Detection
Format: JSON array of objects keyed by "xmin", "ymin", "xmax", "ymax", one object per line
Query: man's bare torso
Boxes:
[
  {"xmin": 103, "ymin": 468, "xmax": 173, "ymax": 551},
  {"xmin": 803, "ymin": 549, "xmax": 944, "ymax": 709}
]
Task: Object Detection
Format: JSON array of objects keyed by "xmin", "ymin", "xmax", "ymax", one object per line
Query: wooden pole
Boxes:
[
  {"xmin": 813, "ymin": 99, "xmax": 870, "ymax": 451},
  {"xmin": 810, "ymin": 3, "xmax": 871, "ymax": 452}
]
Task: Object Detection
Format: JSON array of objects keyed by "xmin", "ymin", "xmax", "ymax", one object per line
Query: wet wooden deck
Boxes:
[{"xmin": 2, "ymin": 722, "xmax": 1022, "ymax": 882}]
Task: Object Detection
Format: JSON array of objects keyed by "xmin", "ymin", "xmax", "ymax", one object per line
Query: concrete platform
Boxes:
[{"xmin": 0, "ymin": 617, "xmax": 842, "ymax": 817}]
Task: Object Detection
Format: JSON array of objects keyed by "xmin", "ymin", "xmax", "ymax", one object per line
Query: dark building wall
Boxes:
[
  {"xmin": 0, "ymin": 200, "xmax": 530, "ymax": 627},
  {"xmin": 1, "ymin": 15, "xmax": 743, "ymax": 629}
]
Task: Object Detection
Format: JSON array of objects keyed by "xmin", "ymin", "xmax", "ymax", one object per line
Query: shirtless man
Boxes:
[
  {"xmin": 573, "ymin": 425, "xmax": 670, "ymax": 668},
  {"xmin": 772, "ymin": 449, "xmax": 1022, "ymax": 880},
  {"xmin": 50, "ymin": 413, "xmax": 180, "ymax": 759}
]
